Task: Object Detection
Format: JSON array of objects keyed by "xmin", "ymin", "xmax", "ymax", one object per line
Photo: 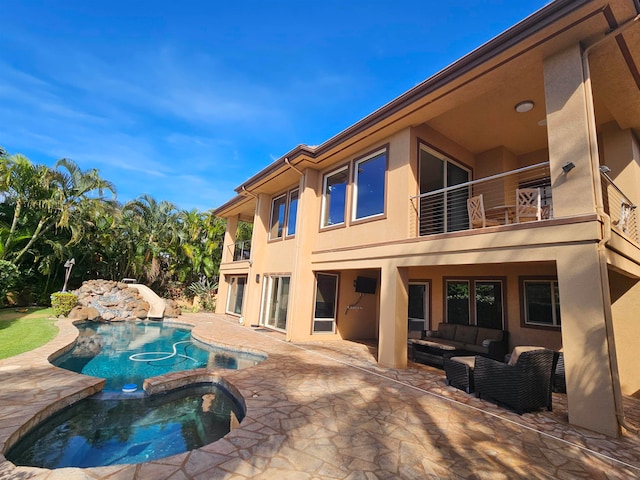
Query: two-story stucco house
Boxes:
[{"xmin": 213, "ymin": 0, "xmax": 640, "ymax": 437}]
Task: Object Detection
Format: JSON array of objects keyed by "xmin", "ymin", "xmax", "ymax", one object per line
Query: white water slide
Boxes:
[{"xmin": 127, "ymin": 284, "xmax": 166, "ymax": 319}]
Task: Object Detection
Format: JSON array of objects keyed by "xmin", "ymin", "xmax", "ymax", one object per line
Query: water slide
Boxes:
[{"xmin": 128, "ymin": 284, "xmax": 165, "ymax": 319}]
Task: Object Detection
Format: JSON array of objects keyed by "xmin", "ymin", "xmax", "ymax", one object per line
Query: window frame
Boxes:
[
  {"xmin": 286, "ymin": 188, "xmax": 299, "ymax": 237},
  {"xmin": 225, "ymin": 275, "xmax": 247, "ymax": 316},
  {"xmin": 520, "ymin": 277, "xmax": 561, "ymax": 329},
  {"xmin": 352, "ymin": 147, "xmax": 388, "ymax": 223},
  {"xmin": 321, "ymin": 165, "xmax": 350, "ymax": 229},
  {"xmin": 444, "ymin": 277, "xmax": 506, "ymax": 329},
  {"xmin": 268, "ymin": 193, "xmax": 287, "ymax": 240},
  {"xmin": 312, "ymin": 272, "xmax": 339, "ymax": 334}
]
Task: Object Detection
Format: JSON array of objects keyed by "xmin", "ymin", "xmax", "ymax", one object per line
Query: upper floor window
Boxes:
[
  {"xmin": 353, "ymin": 149, "xmax": 387, "ymax": 221},
  {"xmin": 321, "ymin": 166, "xmax": 348, "ymax": 228},
  {"xmin": 287, "ymin": 189, "xmax": 299, "ymax": 236},
  {"xmin": 270, "ymin": 188, "xmax": 299, "ymax": 240},
  {"xmin": 522, "ymin": 278, "xmax": 561, "ymax": 328},
  {"xmin": 269, "ymin": 193, "xmax": 287, "ymax": 240}
]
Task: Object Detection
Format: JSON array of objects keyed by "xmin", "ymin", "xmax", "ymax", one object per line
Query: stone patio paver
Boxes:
[{"xmin": 1, "ymin": 312, "xmax": 640, "ymax": 479}]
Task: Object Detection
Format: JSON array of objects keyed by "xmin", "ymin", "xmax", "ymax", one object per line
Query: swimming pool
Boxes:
[
  {"xmin": 53, "ymin": 320, "xmax": 265, "ymax": 391},
  {"xmin": 7, "ymin": 383, "xmax": 244, "ymax": 468},
  {"xmin": 7, "ymin": 319, "xmax": 264, "ymax": 468}
]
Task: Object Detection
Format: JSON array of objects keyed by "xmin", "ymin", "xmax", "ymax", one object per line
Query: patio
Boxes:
[{"xmin": 1, "ymin": 313, "xmax": 640, "ymax": 479}]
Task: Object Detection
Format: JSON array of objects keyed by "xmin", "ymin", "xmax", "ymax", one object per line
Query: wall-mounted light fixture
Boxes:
[
  {"xmin": 562, "ymin": 161, "xmax": 576, "ymax": 173},
  {"xmin": 514, "ymin": 100, "xmax": 534, "ymax": 113},
  {"xmin": 255, "ymin": 274, "xmax": 260, "ymax": 283}
]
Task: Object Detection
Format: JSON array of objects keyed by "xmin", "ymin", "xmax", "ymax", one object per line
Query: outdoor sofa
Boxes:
[{"xmin": 409, "ymin": 322, "xmax": 508, "ymax": 367}]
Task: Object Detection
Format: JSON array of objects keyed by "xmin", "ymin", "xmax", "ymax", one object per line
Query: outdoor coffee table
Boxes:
[{"xmin": 444, "ymin": 356, "xmax": 476, "ymax": 393}]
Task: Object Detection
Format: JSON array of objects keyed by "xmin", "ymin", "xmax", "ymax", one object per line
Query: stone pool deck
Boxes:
[{"xmin": 1, "ymin": 313, "xmax": 640, "ymax": 479}]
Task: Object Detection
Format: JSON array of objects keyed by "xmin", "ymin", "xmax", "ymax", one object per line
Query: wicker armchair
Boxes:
[{"xmin": 474, "ymin": 348, "xmax": 557, "ymax": 414}]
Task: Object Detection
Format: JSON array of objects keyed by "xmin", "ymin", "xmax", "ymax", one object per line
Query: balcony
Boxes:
[
  {"xmin": 231, "ymin": 240, "xmax": 251, "ymax": 262},
  {"xmin": 601, "ymin": 167, "xmax": 638, "ymax": 243},
  {"xmin": 410, "ymin": 162, "xmax": 552, "ymax": 236}
]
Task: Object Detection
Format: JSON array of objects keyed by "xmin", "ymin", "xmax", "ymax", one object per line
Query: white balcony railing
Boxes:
[
  {"xmin": 601, "ymin": 167, "xmax": 638, "ymax": 243},
  {"xmin": 410, "ymin": 162, "xmax": 552, "ymax": 236}
]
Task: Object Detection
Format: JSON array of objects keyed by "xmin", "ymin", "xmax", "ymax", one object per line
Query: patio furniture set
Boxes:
[{"xmin": 410, "ymin": 323, "xmax": 565, "ymax": 414}]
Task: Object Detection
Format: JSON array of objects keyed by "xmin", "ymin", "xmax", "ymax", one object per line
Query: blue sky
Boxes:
[{"xmin": 1, "ymin": 0, "xmax": 549, "ymax": 212}]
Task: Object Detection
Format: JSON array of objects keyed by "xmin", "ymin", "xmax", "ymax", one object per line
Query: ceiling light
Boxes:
[{"xmin": 515, "ymin": 101, "xmax": 534, "ymax": 113}]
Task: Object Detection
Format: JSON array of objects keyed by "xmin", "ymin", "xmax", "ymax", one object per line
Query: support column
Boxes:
[
  {"xmin": 557, "ymin": 243, "xmax": 620, "ymax": 437},
  {"xmin": 544, "ymin": 44, "xmax": 597, "ymax": 218},
  {"xmin": 378, "ymin": 264, "xmax": 408, "ymax": 368},
  {"xmin": 221, "ymin": 215, "xmax": 239, "ymax": 264}
]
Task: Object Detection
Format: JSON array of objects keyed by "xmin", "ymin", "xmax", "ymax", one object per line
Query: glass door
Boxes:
[
  {"xmin": 408, "ymin": 282, "xmax": 429, "ymax": 336},
  {"xmin": 419, "ymin": 146, "xmax": 470, "ymax": 235},
  {"xmin": 261, "ymin": 276, "xmax": 290, "ymax": 331}
]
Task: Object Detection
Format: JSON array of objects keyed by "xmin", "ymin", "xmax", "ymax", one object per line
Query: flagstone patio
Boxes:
[{"xmin": 1, "ymin": 312, "xmax": 639, "ymax": 479}]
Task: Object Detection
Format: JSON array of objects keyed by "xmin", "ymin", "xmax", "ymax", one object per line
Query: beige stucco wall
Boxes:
[{"xmin": 609, "ymin": 269, "xmax": 640, "ymax": 398}]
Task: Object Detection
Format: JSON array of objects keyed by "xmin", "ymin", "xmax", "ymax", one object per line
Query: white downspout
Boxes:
[{"xmin": 582, "ymin": 14, "xmax": 640, "ymax": 435}]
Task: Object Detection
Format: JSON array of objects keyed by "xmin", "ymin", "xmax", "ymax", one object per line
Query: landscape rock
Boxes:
[{"xmin": 71, "ymin": 279, "xmax": 180, "ymax": 322}]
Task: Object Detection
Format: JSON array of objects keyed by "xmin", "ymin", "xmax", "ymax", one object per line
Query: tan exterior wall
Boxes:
[
  {"xmin": 609, "ymin": 269, "xmax": 640, "ymax": 398},
  {"xmin": 214, "ymin": 10, "xmax": 640, "ymax": 437}
]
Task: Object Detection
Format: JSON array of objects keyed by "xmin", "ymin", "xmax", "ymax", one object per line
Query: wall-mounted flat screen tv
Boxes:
[{"xmin": 355, "ymin": 276, "xmax": 377, "ymax": 294}]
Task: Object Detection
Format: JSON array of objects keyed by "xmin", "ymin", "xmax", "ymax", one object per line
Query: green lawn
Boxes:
[{"xmin": 0, "ymin": 307, "xmax": 58, "ymax": 360}]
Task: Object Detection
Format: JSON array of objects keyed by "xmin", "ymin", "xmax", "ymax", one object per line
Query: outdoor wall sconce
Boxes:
[
  {"xmin": 255, "ymin": 274, "xmax": 260, "ymax": 283},
  {"xmin": 562, "ymin": 161, "xmax": 576, "ymax": 173}
]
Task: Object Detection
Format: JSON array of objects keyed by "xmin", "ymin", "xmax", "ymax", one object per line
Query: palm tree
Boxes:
[{"xmin": 123, "ymin": 194, "xmax": 178, "ymax": 285}]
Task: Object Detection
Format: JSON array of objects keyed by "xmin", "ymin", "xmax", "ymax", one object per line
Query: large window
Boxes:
[
  {"xmin": 269, "ymin": 194, "xmax": 287, "ymax": 240},
  {"xmin": 269, "ymin": 188, "xmax": 298, "ymax": 240},
  {"xmin": 321, "ymin": 167, "xmax": 348, "ymax": 228},
  {"xmin": 522, "ymin": 279, "xmax": 561, "ymax": 327},
  {"xmin": 286, "ymin": 189, "xmax": 299, "ymax": 236},
  {"xmin": 445, "ymin": 279, "xmax": 504, "ymax": 329},
  {"xmin": 226, "ymin": 275, "xmax": 247, "ymax": 316},
  {"xmin": 353, "ymin": 150, "xmax": 386, "ymax": 221},
  {"xmin": 313, "ymin": 273, "xmax": 338, "ymax": 333}
]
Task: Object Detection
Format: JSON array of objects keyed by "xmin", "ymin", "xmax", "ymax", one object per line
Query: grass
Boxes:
[{"xmin": 0, "ymin": 307, "xmax": 58, "ymax": 360}]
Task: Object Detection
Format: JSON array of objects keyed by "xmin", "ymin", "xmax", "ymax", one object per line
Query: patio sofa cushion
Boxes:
[
  {"xmin": 410, "ymin": 322, "xmax": 508, "ymax": 367},
  {"xmin": 437, "ymin": 323, "xmax": 457, "ymax": 340},
  {"xmin": 454, "ymin": 325, "xmax": 478, "ymax": 344}
]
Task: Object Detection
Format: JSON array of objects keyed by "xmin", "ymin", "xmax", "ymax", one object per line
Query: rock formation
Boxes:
[{"xmin": 67, "ymin": 279, "xmax": 180, "ymax": 321}]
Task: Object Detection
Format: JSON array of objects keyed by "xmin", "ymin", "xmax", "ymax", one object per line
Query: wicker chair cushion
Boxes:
[
  {"xmin": 450, "ymin": 356, "xmax": 475, "ymax": 368},
  {"xmin": 507, "ymin": 346, "xmax": 544, "ymax": 366}
]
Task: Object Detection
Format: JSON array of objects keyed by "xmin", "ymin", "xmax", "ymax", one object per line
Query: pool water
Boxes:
[
  {"xmin": 53, "ymin": 321, "xmax": 264, "ymax": 391},
  {"xmin": 6, "ymin": 384, "xmax": 244, "ymax": 468}
]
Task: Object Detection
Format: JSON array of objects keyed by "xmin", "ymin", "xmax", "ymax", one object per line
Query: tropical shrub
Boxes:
[
  {"xmin": 187, "ymin": 278, "xmax": 218, "ymax": 312},
  {"xmin": 0, "ymin": 260, "xmax": 20, "ymax": 307},
  {"xmin": 50, "ymin": 292, "xmax": 78, "ymax": 317}
]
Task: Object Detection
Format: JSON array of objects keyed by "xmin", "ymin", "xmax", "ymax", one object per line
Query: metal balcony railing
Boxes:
[
  {"xmin": 600, "ymin": 167, "xmax": 638, "ymax": 243},
  {"xmin": 231, "ymin": 239, "xmax": 251, "ymax": 262},
  {"xmin": 410, "ymin": 162, "xmax": 552, "ymax": 236}
]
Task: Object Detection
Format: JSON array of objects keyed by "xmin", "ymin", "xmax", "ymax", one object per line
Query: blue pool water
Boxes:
[
  {"xmin": 53, "ymin": 321, "xmax": 264, "ymax": 391},
  {"xmin": 6, "ymin": 320, "xmax": 265, "ymax": 468},
  {"xmin": 6, "ymin": 384, "xmax": 244, "ymax": 468}
]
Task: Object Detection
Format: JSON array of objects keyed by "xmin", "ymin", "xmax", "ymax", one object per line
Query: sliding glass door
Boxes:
[
  {"xmin": 261, "ymin": 276, "xmax": 290, "ymax": 331},
  {"xmin": 419, "ymin": 145, "xmax": 470, "ymax": 235}
]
